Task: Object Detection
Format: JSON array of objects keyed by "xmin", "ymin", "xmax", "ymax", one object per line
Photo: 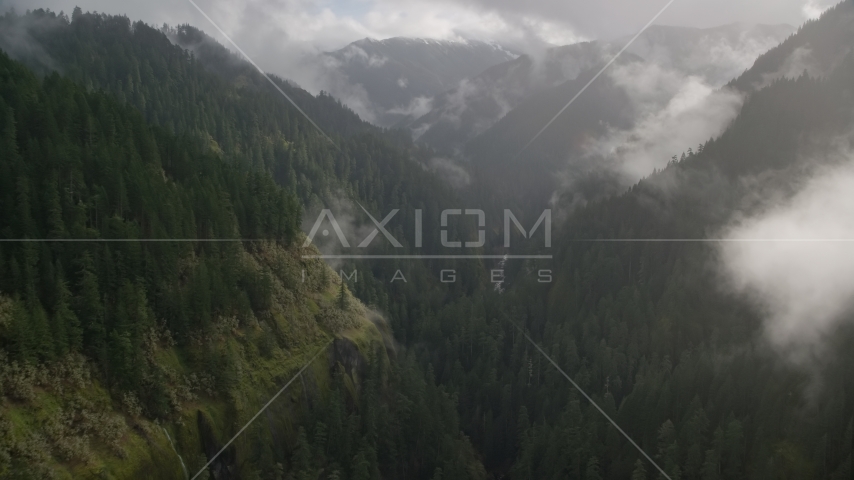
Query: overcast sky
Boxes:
[
  {"xmin": 0, "ymin": 0, "xmax": 839, "ymax": 87},
  {"xmin": 2, "ymin": 0, "xmax": 839, "ymax": 46}
]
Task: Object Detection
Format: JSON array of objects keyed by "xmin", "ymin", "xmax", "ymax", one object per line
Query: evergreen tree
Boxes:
[
  {"xmin": 632, "ymin": 459, "xmax": 647, "ymax": 480},
  {"xmin": 700, "ymin": 450, "xmax": 720, "ymax": 480},
  {"xmin": 338, "ymin": 281, "xmax": 348, "ymax": 311},
  {"xmin": 585, "ymin": 456, "xmax": 602, "ymax": 480}
]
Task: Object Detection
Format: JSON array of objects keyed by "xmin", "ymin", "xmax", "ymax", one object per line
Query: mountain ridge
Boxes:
[
  {"xmin": 405, "ymin": 22, "xmax": 795, "ymax": 157},
  {"xmin": 322, "ymin": 35, "xmax": 518, "ymax": 126}
]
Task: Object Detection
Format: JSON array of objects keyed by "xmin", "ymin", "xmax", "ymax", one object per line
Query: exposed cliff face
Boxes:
[
  {"xmin": 197, "ymin": 410, "xmax": 236, "ymax": 480},
  {"xmin": 331, "ymin": 337, "xmax": 366, "ymax": 379}
]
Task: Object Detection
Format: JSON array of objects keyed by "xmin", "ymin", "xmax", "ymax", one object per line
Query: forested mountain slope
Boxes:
[
  {"xmin": 408, "ymin": 23, "xmax": 793, "ymax": 156},
  {"xmin": 0, "ymin": 9, "xmax": 443, "ymax": 212},
  {"xmin": 729, "ymin": 1, "xmax": 854, "ymax": 92},
  {"xmin": 403, "ymin": 42, "xmax": 611, "ymax": 153},
  {"xmin": 406, "ymin": 24, "xmax": 854, "ymax": 480},
  {"xmin": 454, "ymin": 3, "xmax": 854, "ymax": 223},
  {"xmin": 0, "ymin": 31, "xmax": 485, "ymax": 480},
  {"xmin": 4, "ymin": 3, "xmax": 854, "ymax": 480},
  {"xmin": 0, "ymin": 8, "xmax": 492, "ymax": 320}
]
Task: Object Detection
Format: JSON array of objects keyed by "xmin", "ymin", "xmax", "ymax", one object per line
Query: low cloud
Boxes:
[
  {"xmin": 802, "ymin": 0, "xmax": 833, "ymax": 19},
  {"xmin": 777, "ymin": 46, "xmax": 821, "ymax": 79},
  {"xmin": 0, "ymin": 10, "xmax": 62, "ymax": 73},
  {"xmin": 434, "ymin": 79, "xmax": 480, "ymax": 128},
  {"xmin": 410, "ymin": 65, "xmax": 536, "ymax": 148},
  {"xmin": 718, "ymin": 145, "xmax": 854, "ymax": 361},
  {"xmin": 548, "ymin": 24, "xmax": 790, "ymax": 207},
  {"xmin": 388, "ymin": 95, "xmax": 434, "ymax": 119},
  {"xmin": 339, "ymin": 44, "xmax": 388, "ymax": 67},
  {"xmin": 426, "ymin": 157, "xmax": 471, "ymax": 189},
  {"xmin": 7, "ymin": 0, "xmax": 829, "ymax": 54},
  {"xmin": 623, "ymin": 25, "xmax": 792, "ymax": 87},
  {"xmin": 757, "ymin": 44, "xmax": 851, "ymax": 89},
  {"xmin": 585, "ymin": 62, "xmax": 745, "ymax": 184}
]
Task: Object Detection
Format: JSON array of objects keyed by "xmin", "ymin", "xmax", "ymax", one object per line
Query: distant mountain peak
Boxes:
[{"xmin": 323, "ymin": 35, "xmax": 519, "ymax": 126}]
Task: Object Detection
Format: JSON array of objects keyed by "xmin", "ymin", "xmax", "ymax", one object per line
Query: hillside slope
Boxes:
[
  {"xmin": 0, "ymin": 44, "xmax": 485, "ymax": 479},
  {"xmin": 408, "ymin": 23, "xmax": 793, "ymax": 155}
]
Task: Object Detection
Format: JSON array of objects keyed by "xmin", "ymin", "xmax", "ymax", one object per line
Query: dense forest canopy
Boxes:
[{"xmin": 1, "ymin": 2, "xmax": 854, "ymax": 479}]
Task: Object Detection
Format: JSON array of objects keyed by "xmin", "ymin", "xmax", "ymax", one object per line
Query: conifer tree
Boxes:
[
  {"xmin": 632, "ymin": 459, "xmax": 647, "ymax": 480},
  {"xmin": 338, "ymin": 281, "xmax": 347, "ymax": 311}
]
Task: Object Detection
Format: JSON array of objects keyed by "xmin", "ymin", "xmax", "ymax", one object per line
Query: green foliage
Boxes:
[
  {"xmin": 0, "ymin": 45, "xmax": 302, "ymax": 372},
  {"xmin": 290, "ymin": 351, "xmax": 487, "ymax": 480},
  {"xmin": 338, "ymin": 281, "xmax": 348, "ymax": 311},
  {"xmin": 0, "ymin": 14, "xmax": 488, "ymax": 477},
  {"xmin": 4, "ymin": 5, "xmax": 854, "ymax": 480},
  {"xmin": 632, "ymin": 460, "xmax": 647, "ymax": 480}
]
